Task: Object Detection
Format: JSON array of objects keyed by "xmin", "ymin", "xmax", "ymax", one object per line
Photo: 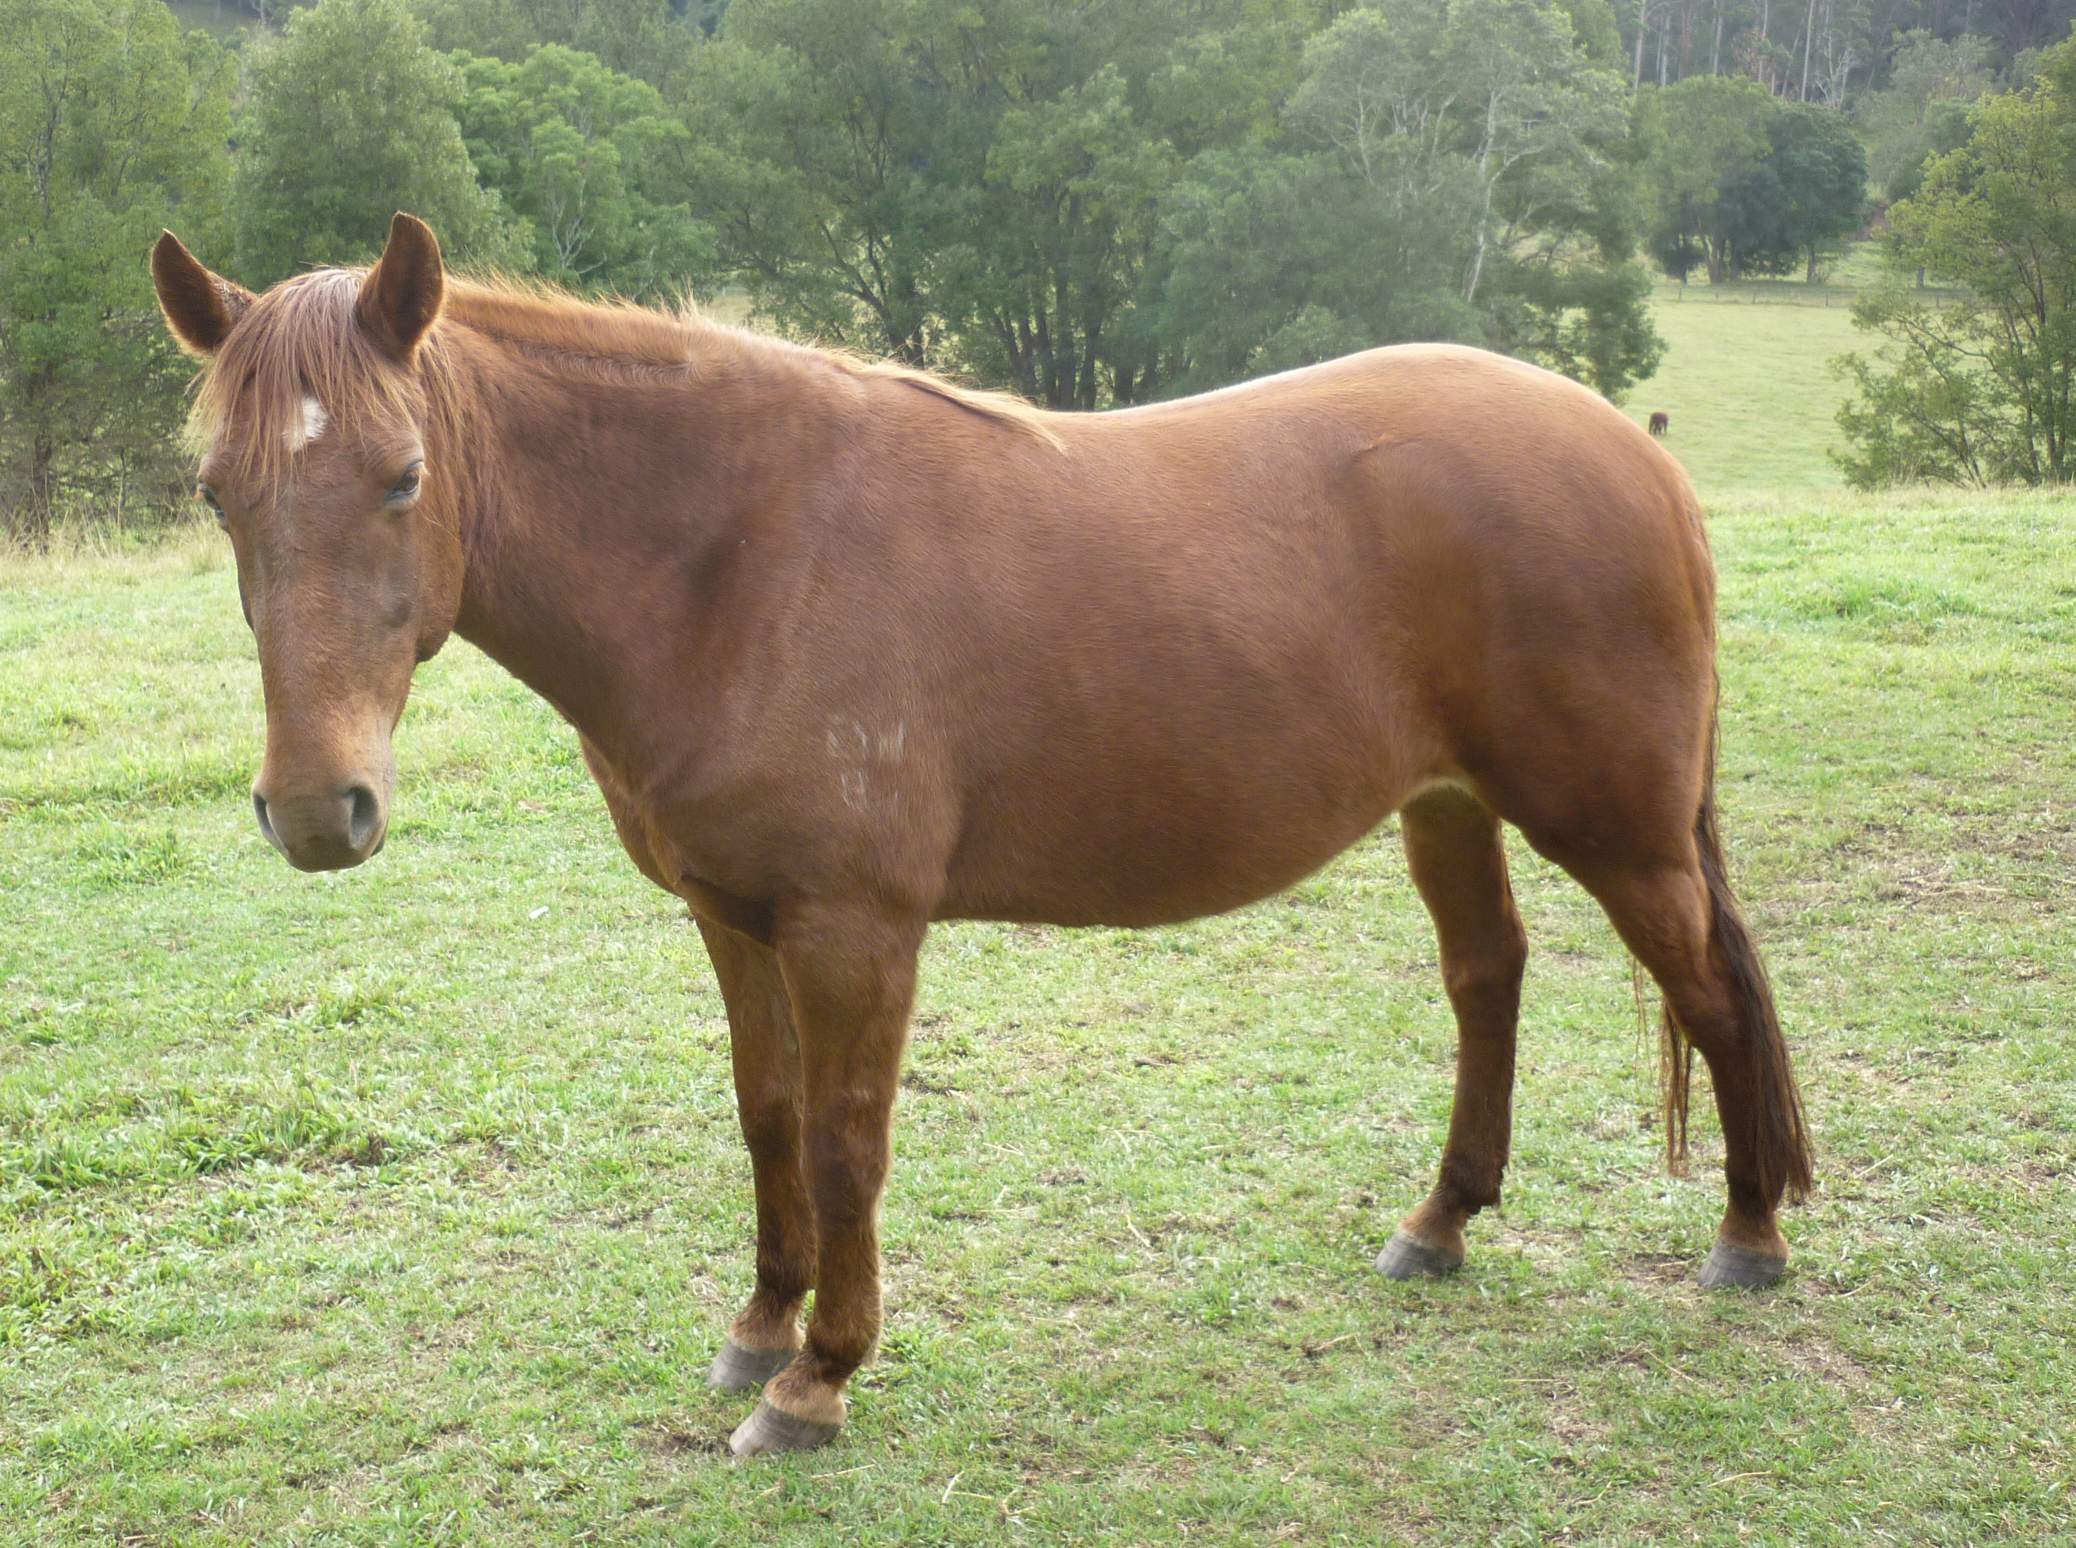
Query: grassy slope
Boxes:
[{"xmin": 1625, "ymin": 281, "xmax": 1868, "ymax": 496}]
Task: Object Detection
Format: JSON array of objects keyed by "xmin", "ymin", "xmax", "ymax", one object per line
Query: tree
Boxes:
[
  {"xmin": 0, "ymin": 0, "xmax": 232, "ymax": 539},
  {"xmin": 1636, "ymin": 74, "xmax": 1774, "ymax": 282},
  {"xmin": 1836, "ymin": 42, "xmax": 2076, "ymax": 486},
  {"xmin": 1483, "ymin": 245, "xmax": 1664, "ymax": 387},
  {"xmin": 234, "ymin": 0, "xmax": 516, "ymax": 285},
  {"xmin": 1857, "ymin": 30, "xmax": 1994, "ymax": 202},
  {"xmin": 414, "ymin": 0, "xmax": 701, "ymax": 92},
  {"xmin": 1972, "ymin": 0, "xmax": 2076, "ymax": 62},
  {"xmin": 1141, "ymin": 147, "xmax": 1483, "ymax": 396},
  {"xmin": 1445, "ymin": 0, "xmax": 1631, "ymax": 303},
  {"xmin": 685, "ymin": 0, "xmax": 1662, "ymax": 405},
  {"xmin": 679, "ymin": 0, "xmax": 967, "ymax": 364},
  {"xmin": 1718, "ymin": 99, "xmax": 1866, "ymax": 278},
  {"xmin": 951, "ymin": 65, "xmax": 1183, "ymax": 407},
  {"xmin": 684, "ymin": 0, "xmax": 1298, "ymax": 399},
  {"xmin": 454, "ymin": 45, "xmax": 713, "ymax": 296},
  {"xmin": 930, "ymin": 3, "xmax": 1306, "ymax": 407},
  {"xmin": 1877, "ymin": 94, "xmax": 1972, "ymax": 206},
  {"xmin": 1266, "ymin": 0, "xmax": 1659, "ymax": 396}
]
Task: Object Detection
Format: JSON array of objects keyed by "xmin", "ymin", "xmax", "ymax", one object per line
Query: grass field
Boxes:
[
  {"xmin": 1626, "ymin": 281, "xmax": 1868, "ymax": 497},
  {"xmin": 4, "ymin": 486, "xmax": 2073, "ymax": 1543}
]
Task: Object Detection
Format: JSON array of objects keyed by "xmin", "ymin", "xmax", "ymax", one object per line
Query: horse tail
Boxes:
[{"xmin": 1660, "ymin": 692, "xmax": 1813, "ymax": 1204}]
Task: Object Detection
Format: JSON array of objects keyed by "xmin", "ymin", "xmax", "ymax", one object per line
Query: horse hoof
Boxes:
[
  {"xmin": 1697, "ymin": 1241, "xmax": 1787, "ymax": 1290},
  {"xmin": 1374, "ymin": 1231, "xmax": 1464, "ymax": 1280},
  {"xmin": 728, "ymin": 1399, "xmax": 841, "ymax": 1459},
  {"xmin": 707, "ymin": 1340, "xmax": 798, "ymax": 1393}
]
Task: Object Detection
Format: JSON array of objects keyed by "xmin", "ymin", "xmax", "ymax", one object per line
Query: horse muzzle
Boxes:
[{"xmin": 252, "ymin": 778, "xmax": 388, "ymax": 872}]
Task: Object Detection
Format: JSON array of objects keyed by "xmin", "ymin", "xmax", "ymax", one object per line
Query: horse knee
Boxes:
[
  {"xmin": 802, "ymin": 1113, "xmax": 891, "ymax": 1227},
  {"xmin": 1440, "ymin": 914, "xmax": 1527, "ymax": 1010},
  {"xmin": 737, "ymin": 1092, "xmax": 802, "ymax": 1161}
]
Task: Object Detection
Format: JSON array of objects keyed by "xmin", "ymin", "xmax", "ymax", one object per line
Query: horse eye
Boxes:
[
  {"xmin": 198, "ymin": 485, "xmax": 225, "ymax": 526},
  {"xmin": 386, "ymin": 463, "xmax": 423, "ymax": 505}
]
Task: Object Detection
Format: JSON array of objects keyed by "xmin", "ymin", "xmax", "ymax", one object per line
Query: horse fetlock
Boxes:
[
  {"xmin": 1437, "ymin": 1156, "xmax": 1505, "ymax": 1216},
  {"xmin": 730, "ymin": 1291, "xmax": 807, "ymax": 1350}
]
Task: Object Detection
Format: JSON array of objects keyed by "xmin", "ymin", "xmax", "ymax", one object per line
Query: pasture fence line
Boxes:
[{"xmin": 1657, "ymin": 283, "xmax": 1967, "ymax": 309}]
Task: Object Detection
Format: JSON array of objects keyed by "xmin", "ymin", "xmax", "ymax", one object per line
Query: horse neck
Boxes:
[{"xmin": 438, "ymin": 321, "xmax": 845, "ymax": 768}]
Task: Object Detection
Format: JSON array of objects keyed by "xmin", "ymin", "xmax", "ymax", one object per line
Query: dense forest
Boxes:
[{"xmin": 2, "ymin": 0, "xmax": 2070, "ymax": 535}]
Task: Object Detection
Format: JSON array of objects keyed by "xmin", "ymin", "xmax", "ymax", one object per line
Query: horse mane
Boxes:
[
  {"xmin": 828, "ymin": 353, "xmax": 1065, "ymax": 451},
  {"xmin": 448, "ymin": 277, "xmax": 1063, "ymax": 448},
  {"xmin": 188, "ymin": 268, "xmax": 1062, "ymax": 484}
]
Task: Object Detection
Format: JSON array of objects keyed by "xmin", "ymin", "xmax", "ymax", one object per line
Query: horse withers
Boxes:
[{"xmin": 152, "ymin": 213, "xmax": 1811, "ymax": 1457}]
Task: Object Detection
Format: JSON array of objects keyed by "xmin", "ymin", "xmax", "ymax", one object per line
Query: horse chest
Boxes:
[{"xmin": 582, "ymin": 739, "xmax": 777, "ymax": 941}]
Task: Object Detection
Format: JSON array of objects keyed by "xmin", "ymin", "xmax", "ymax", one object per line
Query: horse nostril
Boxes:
[
  {"xmin": 253, "ymin": 790, "xmax": 275, "ymax": 841},
  {"xmin": 346, "ymin": 784, "xmax": 381, "ymax": 851}
]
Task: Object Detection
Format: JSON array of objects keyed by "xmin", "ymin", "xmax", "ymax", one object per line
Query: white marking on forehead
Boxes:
[{"xmin": 286, "ymin": 395, "xmax": 329, "ymax": 451}]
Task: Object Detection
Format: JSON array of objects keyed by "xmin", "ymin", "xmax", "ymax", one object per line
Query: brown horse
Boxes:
[
  {"xmin": 151, "ymin": 214, "xmax": 1811, "ymax": 1457},
  {"xmin": 1650, "ymin": 410, "xmax": 1672, "ymax": 437}
]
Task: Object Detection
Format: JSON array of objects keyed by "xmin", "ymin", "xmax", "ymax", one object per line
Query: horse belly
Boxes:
[{"xmin": 938, "ymin": 686, "xmax": 1413, "ymax": 928}]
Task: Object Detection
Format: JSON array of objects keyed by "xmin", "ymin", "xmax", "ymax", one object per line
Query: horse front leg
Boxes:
[
  {"xmin": 1377, "ymin": 788, "xmax": 1529, "ymax": 1279},
  {"xmin": 699, "ymin": 920, "xmax": 818, "ymax": 1392},
  {"xmin": 729, "ymin": 901, "xmax": 922, "ymax": 1458}
]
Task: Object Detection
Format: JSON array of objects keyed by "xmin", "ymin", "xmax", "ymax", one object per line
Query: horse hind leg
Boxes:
[
  {"xmin": 1542, "ymin": 812, "xmax": 1812, "ymax": 1288},
  {"xmin": 1377, "ymin": 787, "xmax": 1529, "ymax": 1279}
]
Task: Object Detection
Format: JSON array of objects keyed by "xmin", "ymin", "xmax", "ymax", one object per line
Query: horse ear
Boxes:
[
  {"xmin": 151, "ymin": 231, "xmax": 252, "ymax": 357},
  {"xmin": 357, "ymin": 212, "xmax": 445, "ymax": 361}
]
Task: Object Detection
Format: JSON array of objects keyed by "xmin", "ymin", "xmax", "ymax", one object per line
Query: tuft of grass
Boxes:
[
  {"xmin": 73, "ymin": 827, "xmax": 193, "ymax": 890},
  {"xmin": 1, "ymin": 488, "xmax": 2072, "ymax": 1544}
]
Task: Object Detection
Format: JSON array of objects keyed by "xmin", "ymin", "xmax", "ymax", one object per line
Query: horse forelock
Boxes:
[{"xmin": 188, "ymin": 268, "xmax": 435, "ymax": 487}]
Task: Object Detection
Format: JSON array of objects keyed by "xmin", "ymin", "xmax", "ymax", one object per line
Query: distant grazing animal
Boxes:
[
  {"xmin": 1649, "ymin": 410, "xmax": 1671, "ymax": 437},
  {"xmin": 151, "ymin": 212, "xmax": 1812, "ymax": 1459}
]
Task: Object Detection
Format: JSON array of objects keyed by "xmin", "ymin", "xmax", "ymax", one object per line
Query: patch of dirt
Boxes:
[
  {"xmin": 1837, "ymin": 802, "xmax": 2075, "ymax": 916},
  {"xmin": 639, "ymin": 1424, "xmax": 728, "ymax": 1460},
  {"xmin": 1773, "ymin": 1333, "xmax": 1874, "ymax": 1389},
  {"xmin": 1848, "ymin": 1392, "xmax": 1919, "ymax": 1443},
  {"xmin": 1618, "ymin": 1250, "xmax": 1693, "ymax": 1287},
  {"xmin": 274, "ymin": 1289, "xmax": 345, "ymax": 1331},
  {"xmin": 1494, "ymin": 1220, "xmax": 1587, "ymax": 1271},
  {"xmin": 1543, "ymin": 1392, "xmax": 1608, "ymax": 1450},
  {"xmin": 1872, "ymin": 864, "xmax": 2009, "ymax": 906},
  {"xmin": 341, "ymin": 1133, "xmax": 393, "ymax": 1167}
]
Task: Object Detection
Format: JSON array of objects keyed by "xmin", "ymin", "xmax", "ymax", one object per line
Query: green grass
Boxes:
[
  {"xmin": 3, "ymin": 487, "xmax": 2072, "ymax": 1544},
  {"xmin": 1626, "ymin": 281, "xmax": 1869, "ymax": 498},
  {"xmin": 1626, "ymin": 252, "xmax": 1972, "ymax": 500}
]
